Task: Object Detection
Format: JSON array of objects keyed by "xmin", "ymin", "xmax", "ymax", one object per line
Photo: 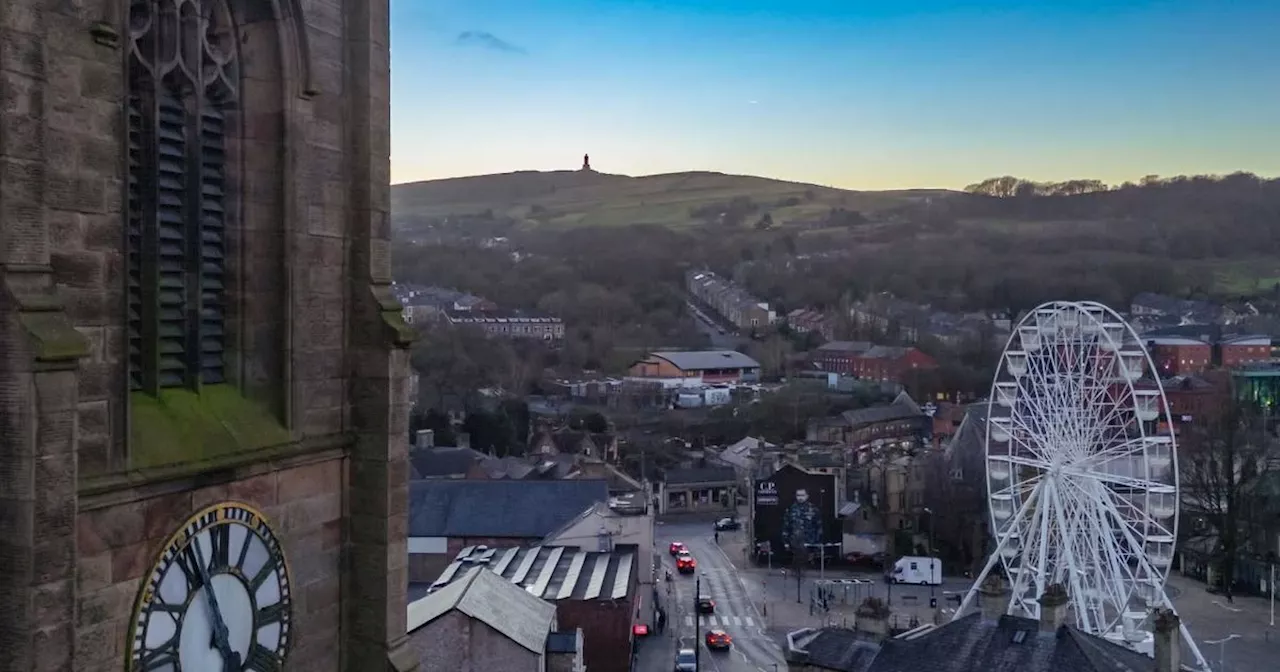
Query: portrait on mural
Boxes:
[{"xmin": 781, "ymin": 488, "xmax": 822, "ymax": 549}]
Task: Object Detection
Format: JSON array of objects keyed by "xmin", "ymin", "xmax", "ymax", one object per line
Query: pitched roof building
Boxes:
[{"xmin": 787, "ymin": 582, "xmax": 1179, "ymax": 672}]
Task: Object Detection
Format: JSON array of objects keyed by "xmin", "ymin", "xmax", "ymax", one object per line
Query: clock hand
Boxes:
[{"xmin": 193, "ymin": 540, "xmax": 236, "ymax": 661}]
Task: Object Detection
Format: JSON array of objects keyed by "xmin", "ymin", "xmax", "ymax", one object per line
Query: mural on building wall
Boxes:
[{"xmin": 751, "ymin": 464, "xmax": 838, "ymax": 563}]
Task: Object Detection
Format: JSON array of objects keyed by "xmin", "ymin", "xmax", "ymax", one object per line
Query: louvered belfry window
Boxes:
[{"xmin": 126, "ymin": 0, "xmax": 237, "ymax": 392}]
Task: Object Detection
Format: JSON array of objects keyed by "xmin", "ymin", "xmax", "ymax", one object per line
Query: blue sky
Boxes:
[{"xmin": 390, "ymin": 1, "xmax": 1280, "ymax": 190}]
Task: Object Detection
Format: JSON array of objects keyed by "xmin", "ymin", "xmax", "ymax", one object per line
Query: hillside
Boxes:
[{"xmin": 390, "ymin": 169, "xmax": 952, "ymax": 230}]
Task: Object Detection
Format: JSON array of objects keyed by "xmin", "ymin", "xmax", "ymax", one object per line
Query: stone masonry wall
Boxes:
[
  {"xmin": 407, "ymin": 611, "xmax": 539, "ymax": 672},
  {"xmin": 75, "ymin": 454, "xmax": 345, "ymax": 672}
]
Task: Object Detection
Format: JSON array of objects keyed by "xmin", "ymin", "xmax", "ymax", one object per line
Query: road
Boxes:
[
  {"xmin": 687, "ymin": 302, "xmax": 747, "ymax": 350},
  {"xmin": 635, "ymin": 519, "xmax": 786, "ymax": 672}
]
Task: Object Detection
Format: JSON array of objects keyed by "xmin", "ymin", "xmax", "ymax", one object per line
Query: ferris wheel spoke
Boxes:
[
  {"xmin": 1063, "ymin": 466, "xmax": 1167, "ymax": 492},
  {"xmin": 1075, "ymin": 436, "xmax": 1148, "ymax": 469},
  {"xmin": 1061, "ymin": 477, "xmax": 1147, "ymax": 621}
]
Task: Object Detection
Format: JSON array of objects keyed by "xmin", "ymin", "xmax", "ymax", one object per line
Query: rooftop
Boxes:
[
  {"xmin": 406, "ymin": 565, "xmax": 556, "ymax": 654},
  {"xmin": 425, "ymin": 544, "xmax": 639, "ymax": 602},
  {"xmin": 790, "ymin": 613, "xmax": 1159, "ymax": 672},
  {"xmin": 646, "ymin": 349, "xmax": 761, "ymax": 371},
  {"xmin": 664, "ymin": 465, "xmax": 737, "ymax": 485},
  {"xmin": 408, "ymin": 479, "xmax": 609, "ymax": 538}
]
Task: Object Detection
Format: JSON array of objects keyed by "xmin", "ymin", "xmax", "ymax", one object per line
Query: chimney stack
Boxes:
[
  {"xmin": 1153, "ymin": 608, "xmax": 1181, "ymax": 672},
  {"xmin": 979, "ymin": 575, "xmax": 1010, "ymax": 622},
  {"xmin": 1036, "ymin": 584, "xmax": 1070, "ymax": 633},
  {"xmin": 854, "ymin": 597, "xmax": 891, "ymax": 641}
]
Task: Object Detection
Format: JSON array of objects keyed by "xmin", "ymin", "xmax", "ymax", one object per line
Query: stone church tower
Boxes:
[{"xmin": 0, "ymin": 1, "xmax": 417, "ymax": 671}]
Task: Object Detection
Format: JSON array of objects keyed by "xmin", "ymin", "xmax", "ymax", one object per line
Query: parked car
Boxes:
[
  {"xmin": 669, "ymin": 541, "xmax": 688, "ymax": 556},
  {"xmin": 677, "ymin": 553, "xmax": 697, "ymax": 574},
  {"xmin": 714, "ymin": 517, "xmax": 740, "ymax": 531},
  {"xmin": 705, "ymin": 630, "xmax": 732, "ymax": 651},
  {"xmin": 674, "ymin": 648, "xmax": 697, "ymax": 671},
  {"xmin": 696, "ymin": 594, "xmax": 716, "ymax": 614}
]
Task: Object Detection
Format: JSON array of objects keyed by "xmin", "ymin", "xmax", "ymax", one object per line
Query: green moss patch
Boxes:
[{"xmin": 129, "ymin": 385, "xmax": 292, "ymax": 470}]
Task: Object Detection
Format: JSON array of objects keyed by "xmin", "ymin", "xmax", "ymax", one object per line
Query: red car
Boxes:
[
  {"xmin": 705, "ymin": 630, "xmax": 732, "ymax": 651},
  {"xmin": 669, "ymin": 541, "xmax": 687, "ymax": 556},
  {"xmin": 676, "ymin": 553, "xmax": 697, "ymax": 574}
]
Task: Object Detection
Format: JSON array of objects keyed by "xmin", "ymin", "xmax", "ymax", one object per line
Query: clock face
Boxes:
[{"xmin": 127, "ymin": 502, "xmax": 292, "ymax": 672}]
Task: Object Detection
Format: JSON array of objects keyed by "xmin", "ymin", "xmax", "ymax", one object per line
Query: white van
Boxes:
[{"xmin": 885, "ymin": 556, "xmax": 942, "ymax": 585}]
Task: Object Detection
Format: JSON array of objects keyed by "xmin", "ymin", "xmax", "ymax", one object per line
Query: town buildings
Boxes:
[
  {"xmin": 405, "ymin": 567, "xmax": 583, "ymax": 672},
  {"xmin": 687, "ymin": 270, "xmax": 777, "ymax": 330},
  {"xmin": 445, "ymin": 311, "xmax": 566, "ymax": 340},
  {"xmin": 423, "ymin": 545, "xmax": 643, "ymax": 672},
  {"xmin": 657, "ymin": 466, "xmax": 739, "ymax": 514},
  {"xmin": 0, "ymin": 2, "xmax": 416, "ymax": 670},
  {"xmin": 406, "ymin": 480, "xmax": 612, "ymax": 583},
  {"xmin": 809, "ymin": 342, "xmax": 938, "ymax": 384},
  {"xmin": 787, "ymin": 308, "xmax": 835, "ymax": 340},
  {"xmin": 627, "ymin": 349, "xmax": 762, "ymax": 386},
  {"xmin": 785, "ymin": 580, "xmax": 1181, "ymax": 672}
]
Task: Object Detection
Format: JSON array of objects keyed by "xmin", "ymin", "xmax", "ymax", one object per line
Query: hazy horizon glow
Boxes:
[{"xmin": 390, "ymin": 1, "xmax": 1280, "ymax": 190}]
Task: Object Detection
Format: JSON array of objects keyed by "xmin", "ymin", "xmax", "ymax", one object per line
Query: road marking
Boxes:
[
  {"xmin": 744, "ymin": 617, "xmax": 754, "ymax": 626},
  {"xmin": 685, "ymin": 616, "xmax": 694, "ymax": 627}
]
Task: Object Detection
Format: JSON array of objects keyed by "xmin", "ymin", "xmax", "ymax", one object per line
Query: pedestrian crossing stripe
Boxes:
[{"xmin": 683, "ymin": 615, "xmax": 755, "ymax": 627}]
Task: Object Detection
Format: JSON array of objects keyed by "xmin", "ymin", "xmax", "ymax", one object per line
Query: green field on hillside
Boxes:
[{"xmin": 391, "ymin": 170, "xmax": 949, "ymax": 229}]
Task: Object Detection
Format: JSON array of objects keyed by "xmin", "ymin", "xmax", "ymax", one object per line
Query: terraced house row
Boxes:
[{"xmin": 686, "ymin": 269, "xmax": 776, "ymax": 330}]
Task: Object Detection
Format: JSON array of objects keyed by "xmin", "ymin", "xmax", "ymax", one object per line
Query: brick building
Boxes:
[
  {"xmin": 0, "ymin": 2, "xmax": 417, "ymax": 670},
  {"xmin": 423, "ymin": 545, "xmax": 642, "ymax": 672},
  {"xmin": 1146, "ymin": 337, "xmax": 1212, "ymax": 376},
  {"xmin": 810, "ymin": 343, "xmax": 937, "ymax": 385},
  {"xmin": 1220, "ymin": 335, "xmax": 1272, "ymax": 368}
]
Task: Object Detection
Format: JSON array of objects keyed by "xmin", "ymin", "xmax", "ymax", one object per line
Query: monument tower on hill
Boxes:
[{"xmin": 581, "ymin": 153, "xmax": 593, "ymax": 171}]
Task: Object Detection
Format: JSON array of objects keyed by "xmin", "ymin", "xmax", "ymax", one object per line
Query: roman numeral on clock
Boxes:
[
  {"xmin": 175, "ymin": 543, "xmax": 205, "ymax": 592},
  {"xmin": 210, "ymin": 523, "xmax": 232, "ymax": 570},
  {"xmin": 245, "ymin": 642, "xmax": 283, "ymax": 671},
  {"xmin": 258, "ymin": 600, "xmax": 287, "ymax": 626},
  {"xmin": 139, "ymin": 634, "xmax": 180, "ymax": 670}
]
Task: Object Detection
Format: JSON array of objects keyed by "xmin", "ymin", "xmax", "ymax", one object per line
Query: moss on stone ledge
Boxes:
[{"xmin": 129, "ymin": 385, "xmax": 292, "ymax": 470}]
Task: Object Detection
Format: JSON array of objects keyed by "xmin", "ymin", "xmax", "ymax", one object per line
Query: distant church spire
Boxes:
[{"xmin": 581, "ymin": 153, "xmax": 592, "ymax": 172}]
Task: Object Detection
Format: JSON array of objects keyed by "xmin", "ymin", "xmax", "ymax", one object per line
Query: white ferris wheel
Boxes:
[{"xmin": 955, "ymin": 301, "xmax": 1210, "ymax": 671}]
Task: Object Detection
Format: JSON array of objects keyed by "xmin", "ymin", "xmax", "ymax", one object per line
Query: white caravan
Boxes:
[{"xmin": 885, "ymin": 556, "xmax": 942, "ymax": 586}]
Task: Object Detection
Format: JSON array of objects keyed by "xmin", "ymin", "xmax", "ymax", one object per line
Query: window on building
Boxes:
[{"xmin": 127, "ymin": 0, "xmax": 238, "ymax": 392}]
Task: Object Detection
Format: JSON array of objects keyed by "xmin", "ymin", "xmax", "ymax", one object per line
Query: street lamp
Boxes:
[
  {"xmin": 1205, "ymin": 634, "xmax": 1240, "ymax": 670},
  {"xmin": 923, "ymin": 507, "xmax": 937, "ymax": 601}
]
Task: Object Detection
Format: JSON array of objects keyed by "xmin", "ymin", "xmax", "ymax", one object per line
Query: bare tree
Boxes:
[{"xmin": 1180, "ymin": 397, "xmax": 1276, "ymax": 595}]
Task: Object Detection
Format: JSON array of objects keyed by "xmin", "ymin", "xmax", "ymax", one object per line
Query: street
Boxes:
[
  {"xmin": 634, "ymin": 518, "xmax": 787, "ymax": 672},
  {"xmin": 692, "ymin": 519, "xmax": 1280, "ymax": 672}
]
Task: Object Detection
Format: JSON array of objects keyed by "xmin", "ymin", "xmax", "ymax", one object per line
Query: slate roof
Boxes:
[
  {"xmin": 649, "ymin": 350, "xmax": 761, "ymax": 371},
  {"xmin": 838, "ymin": 403, "xmax": 926, "ymax": 427},
  {"xmin": 664, "ymin": 466, "xmax": 737, "ymax": 485},
  {"xmin": 410, "ymin": 446, "xmax": 492, "ymax": 479},
  {"xmin": 408, "ymin": 480, "xmax": 609, "ymax": 537},
  {"xmin": 406, "ymin": 566, "xmax": 556, "ymax": 654},
  {"xmin": 817, "ymin": 341, "xmax": 874, "ymax": 353},
  {"xmin": 864, "ymin": 613, "xmax": 1156, "ymax": 672},
  {"xmin": 429, "ymin": 544, "xmax": 639, "ymax": 602},
  {"xmin": 801, "ymin": 628, "xmax": 880, "ymax": 672}
]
